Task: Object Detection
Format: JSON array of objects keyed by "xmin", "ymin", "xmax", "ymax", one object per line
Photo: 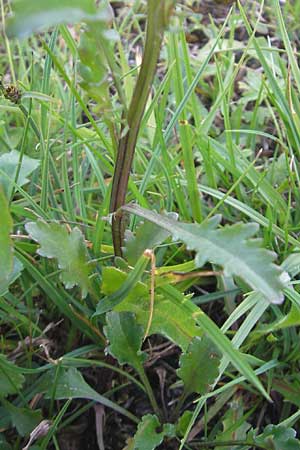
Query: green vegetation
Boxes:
[{"xmin": 1, "ymin": 0, "xmax": 300, "ymax": 448}]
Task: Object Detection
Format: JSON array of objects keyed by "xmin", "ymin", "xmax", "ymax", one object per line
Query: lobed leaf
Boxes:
[
  {"xmin": 104, "ymin": 311, "xmax": 146, "ymax": 372},
  {"xmin": 177, "ymin": 336, "xmax": 221, "ymax": 396},
  {"xmin": 130, "ymin": 414, "xmax": 175, "ymax": 450},
  {"xmin": 25, "ymin": 220, "xmax": 95, "ymax": 298},
  {"xmin": 123, "ymin": 204, "xmax": 285, "ymax": 304}
]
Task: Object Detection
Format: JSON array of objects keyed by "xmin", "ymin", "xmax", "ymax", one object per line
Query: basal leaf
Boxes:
[
  {"xmin": 123, "ymin": 212, "xmax": 178, "ymax": 266},
  {"xmin": 0, "ymin": 354, "xmax": 25, "ymax": 397},
  {"xmin": 104, "ymin": 311, "xmax": 146, "ymax": 372},
  {"xmin": 0, "ymin": 150, "xmax": 39, "ymax": 199},
  {"xmin": 131, "ymin": 414, "xmax": 175, "ymax": 450},
  {"xmin": 25, "ymin": 220, "xmax": 95, "ymax": 298},
  {"xmin": 177, "ymin": 336, "xmax": 221, "ymax": 396},
  {"xmin": 102, "ymin": 267, "xmax": 201, "ymax": 350},
  {"xmin": 255, "ymin": 425, "xmax": 300, "ymax": 450},
  {"xmin": 3, "ymin": 400, "xmax": 42, "ymax": 437},
  {"xmin": 0, "ymin": 188, "xmax": 13, "ymax": 288},
  {"xmin": 7, "ymin": 0, "xmax": 111, "ymax": 38},
  {"xmin": 45, "ymin": 367, "xmax": 138, "ymax": 423},
  {"xmin": 123, "ymin": 204, "xmax": 285, "ymax": 304}
]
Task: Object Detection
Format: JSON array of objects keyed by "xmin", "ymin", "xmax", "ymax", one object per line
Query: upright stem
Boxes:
[{"xmin": 110, "ymin": 0, "xmax": 175, "ymax": 256}]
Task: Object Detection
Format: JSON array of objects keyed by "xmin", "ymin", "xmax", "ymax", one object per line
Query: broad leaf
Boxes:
[
  {"xmin": 177, "ymin": 336, "xmax": 221, "ymax": 395},
  {"xmin": 0, "ymin": 150, "xmax": 39, "ymax": 199},
  {"xmin": 254, "ymin": 425, "xmax": 300, "ymax": 450},
  {"xmin": 104, "ymin": 311, "xmax": 146, "ymax": 372},
  {"xmin": 123, "ymin": 204, "xmax": 285, "ymax": 304},
  {"xmin": 131, "ymin": 414, "xmax": 175, "ymax": 450},
  {"xmin": 0, "ymin": 354, "xmax": 25, "ymax": 396},
  {"xmin": 45, "ymin": 367, "xmax": 138, "ymax": 423},
  {"xmin": 7, "ymin": 0, "xmax": 111, "ymax": 38},
  {"xmin": 0, "ymin": 188, "xmax": 13, "ymax": 288},
  {"xmin": 124, "ymin": 213, "xmax": 177, "ymax": 265},
  {"xmin": 25, "ymin": 220, "xmax": 95, "ymax": 298},
  {"xmin": 102, "ymin": 267, "xmax": 201, "ymax": 350},
  {"xmin": 3, "ymin": 401, "xmax": 42, "ymax": 437}
]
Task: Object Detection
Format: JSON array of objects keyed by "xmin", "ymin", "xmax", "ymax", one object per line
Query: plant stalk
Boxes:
[{"xmin": 110, "ymin": 0, "xmax": 175, "ymax": 256}]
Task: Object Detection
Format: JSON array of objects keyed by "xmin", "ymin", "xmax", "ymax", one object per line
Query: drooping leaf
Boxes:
[
  {"xmin": 254, "ymin": 425, "xmax": 300, "ymax": 450},
  {"xmin": 3, "ymin": 400, "xmax": 42, "ymax": 437},
  {"xmin": 177, "ymin": 336, "xmax": 221, "ymax": 396},
  {"xmin": 7, "ymin": 0, "xmax": 111, "ymax": 38},
  {"xmin": 124, "ymin": 213, "xmax": 178, "ymax": 265},
  {"xmin": 25, "ymin": 220, "xmax": 96, "ymax": 298},
  {"xmin": 0, "ymin": 150, "xmax": 39, "ymax": 199},
  {"xmin": 123, "ymin": 204, "xmax": 285, "ymax": 304},
  {"xmin": 0, "ymin": 354, "xmax": 25, "ymax": 397},
  {"xmin": 0, "ymin": 188, "xmax": 13, "ymax": 288},
  {"xmin": 45, "ymin": 367, "xmax": 138, "ymax": 423},
  {"xmin": 131, "ymin": 414, "xmax": 175, "ymax": 450},
  {"xmin": 104, "ymin": 311, "xmax": 146, "ymax": 372},
  {"xmin": 102, "ymin": 267, "xmax": 201, "ymax": 350}
]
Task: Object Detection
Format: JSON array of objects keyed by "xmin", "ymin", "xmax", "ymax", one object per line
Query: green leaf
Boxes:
[
  {"xmin": 123, "ymin": 204, "xmax": 285, "ymax": 304},
  {"xmin": 7, "ymin": 0, "xmax": 111, "ymax": 38},
  {"xmin": 177, "ymin": 336, "xmax": 221, "ymax": 396},
  {"xmin": 102, "ymin": 267, "xmax": 201, "ymax": 350},
  {"xmin": 0, "ymin": 257, "xmax": 23, "ymax": 296},
  {"xmin": 78, "ymin": 23, "xmax": 113, "ymax": 110},
  {"xmin": 255, "ymin": 425, "xmax": 300, "ymax": 450},
  {"xmin": 3, "ymin": 400, "xmax": 42, "ymax": 437},
  {"xmin": 176, "ymin": 411, "xmax": 194, "ymax": 437},
  {"xmin": 0, "ymin": 354, "xmax": 25, "ymax": 397},
  {"xmin": 0, "ymin": 188, "xmax": 13, "ymax": 288},
  {"xmin": 124, "ymin": 213, "xmax": 177, "ymax": 265},
  {"xmin": 45, "ymin": 367, "xmax": 138, "ymax": 423},
  {"xmin": 94, "ymin": 252, "xmax": 150, "ymax": 315},
  {"xmin": 131, "ymin": 414, "xmax": 174, "ymax": 450},
  {"xmin": 104, "ymin": 311, "xmax": 146, "ymax": 372},
  {"xmin": 25, "ymin": 220, "xmax": 95, "ymax": 298},
  {"xmin": 0, "ymin": 150, "xmax": 39, "ymax": 199}
]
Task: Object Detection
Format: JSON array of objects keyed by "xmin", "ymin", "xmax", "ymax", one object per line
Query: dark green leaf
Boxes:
[
  {"xmin": 0, "ymin": 433, "xmax": 12, "ymax": 450},
  {"xmin": 104, "ymin": 311, "xmax": 146, "ymax": 372},
  {"xmin": 177, "ymin": 336, "xmax": 221, "ymax": 395},
  {"xmin": 123, "ymin": 204, "xmax": 285, "ymax": 304},
  {"xmin": 0, "ymin": 150, "xmax": 39, "ymax": 199},
  {"xmin": 45, "ymin": 367, "xmax": 138, "ymax": 423},
  {"xmin": 4, "ymin": 401, "xmax": 42, "ymax": 437},
  {"xmin": 7, "ymin": 0, "xmax": 111, "ymax": 38},
  {"xmin": 25, "ymin": 220, "xmax": 95, "ymax": 298},
  {"xmin": 0, "ymin": 354, "xmax": 25, "ymax": 397}
]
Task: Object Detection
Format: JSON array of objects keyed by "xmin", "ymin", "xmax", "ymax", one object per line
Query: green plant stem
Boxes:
[
  {"xmin": 110, "ymin": 0, "xmax": 175, "ymax": 256},
  {"xmin": 138, "ymin": 366, "xmax": 161, "ymax": 420}
]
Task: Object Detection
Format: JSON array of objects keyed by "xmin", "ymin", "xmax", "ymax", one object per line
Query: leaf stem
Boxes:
[{"xmin": 138, "ymin": 366, "xmax": 161, "ymax": 420}]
